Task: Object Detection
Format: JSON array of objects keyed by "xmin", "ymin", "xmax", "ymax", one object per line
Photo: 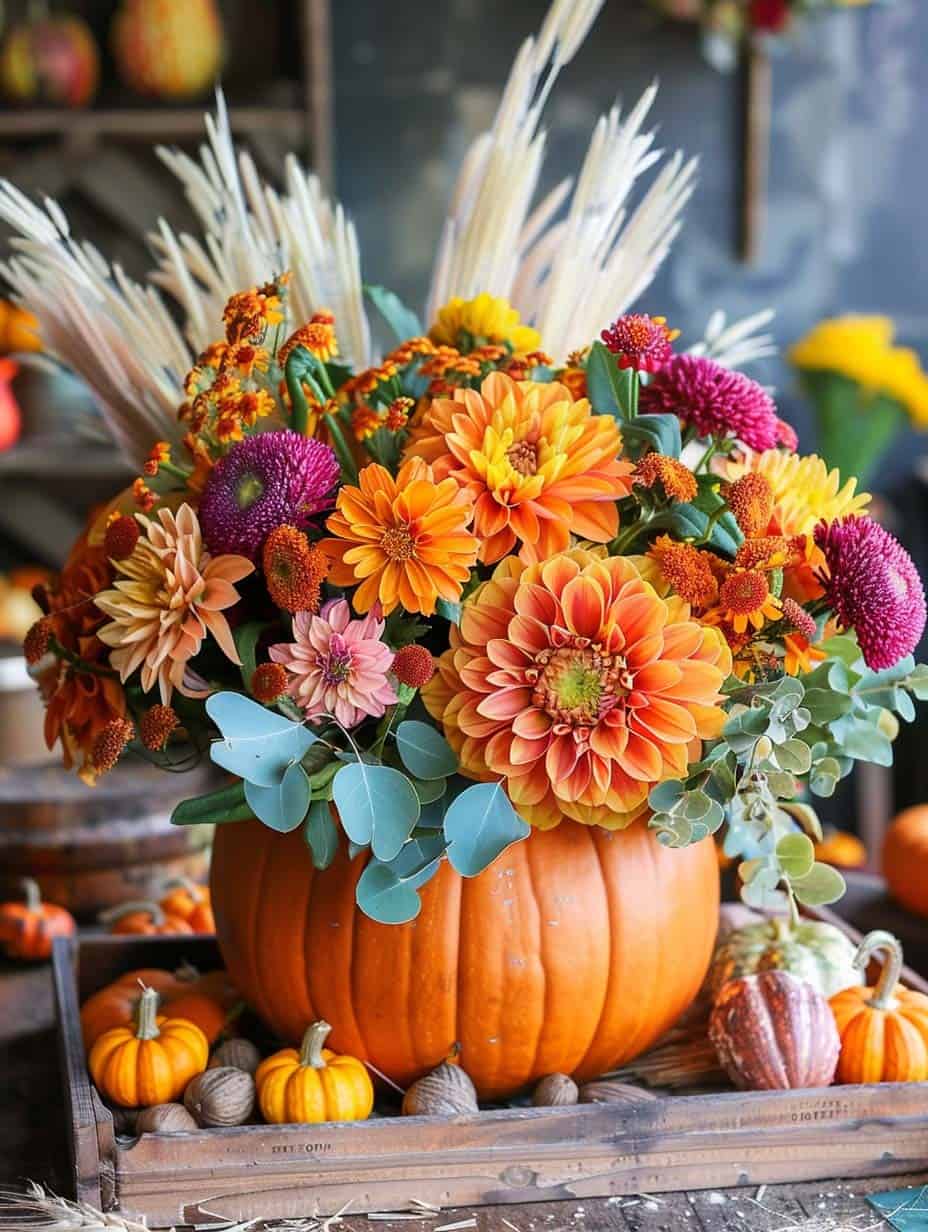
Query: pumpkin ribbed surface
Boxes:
[{"xmin": 211, "ymin": 818, "xmax": 718, "ymax": 1099}]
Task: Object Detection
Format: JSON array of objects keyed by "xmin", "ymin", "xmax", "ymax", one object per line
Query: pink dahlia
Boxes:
[
  {"xmin": 600, "ymin": 313, "xmax": 677, "ymax": 372},
  {"xmin": 813, "ymin": 516, "xmax": 926, "ymax": 670},
  {"xmin": 268, "ymin": 598, "xmax": 397, "ymax": 727},
  {"xmin": 639, "ymin": 355, "xmax": 782, "ymax": 451},
  {"xmin": 198, "ymin": 431, "xmax": 339, "ymax": 561}
]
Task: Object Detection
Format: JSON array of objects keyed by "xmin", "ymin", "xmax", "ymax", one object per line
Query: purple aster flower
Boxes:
[
  {"xmin": 600, "ymin": 313, "xmax": 676, "ymax": 373},
  {"xmin": 199, "ymin": 431, "xmax": 340, "ymax": 561},
  {"xmin": 814, "ymin": 516, "xmax": 926, "ymax": 670},
  {"xmin": 639, "ymin": 354, "xmax": 783, "ymax": 451}
]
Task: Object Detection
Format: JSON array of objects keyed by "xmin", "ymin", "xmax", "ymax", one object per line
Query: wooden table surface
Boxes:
[{"xmin": 4, "ymin": 880, "xmax": 928, "ymax": 1232}]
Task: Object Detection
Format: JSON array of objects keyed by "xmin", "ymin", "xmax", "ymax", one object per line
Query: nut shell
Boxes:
[
  {"xmin": 184, "ymin": 1066, "xmax": 256, "ymax": 1127},
  {"xmin": 401, "ymin": 1060, "xmax": 478, "ymax": 1116},
  {"xmin": 208, "ymin": 1037, "xmax": 261, "ymax": 1076},
  {"xmin": 136, "ymin": 1103, "xmax": 198, "ymax": 1134},
  {"xmin": 532, "ymin": 1073, "xmax": 579, "ymax": 1107}
]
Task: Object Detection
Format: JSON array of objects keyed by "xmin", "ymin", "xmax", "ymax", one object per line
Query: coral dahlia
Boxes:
[
  {"xmin": 198, "ymin": 431, "xmax": 339, "ymax": 561},
  {"xmin": 814, "ymin": 516, "xmax": 926, "ymax": 670},
  {"xmin": 640, "ymin": 355, "xmax": 785, "ymax": 452},
  {"xmin": 269, "ymin": 598, "xmax": 397, "ymax": 727},
  {"xmin": 406, "ymin": 372, "xmax": 634, "ymax": 564},
  {"xmin": 96, "ymin": 505, "xmax": 254, "ymax": 703},
  {"xmin": 323, "ymin": 458, "xmax": 479, "ymax": 616},
  {"xmin": 422, "ymin": 550, "xmax": 731, "ymax": 830}
]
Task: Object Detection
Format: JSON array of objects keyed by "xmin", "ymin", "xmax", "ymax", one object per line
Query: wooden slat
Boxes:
[
  {"xmin": 0, "ymin": 107, "xmax": 306, "ymax": 140},
  {"xmin": 51, "ymin": 936, "xmax": 102, "ymax": 1210}
]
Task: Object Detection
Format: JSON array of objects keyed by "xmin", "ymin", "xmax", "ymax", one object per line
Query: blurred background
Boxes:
[{"xmin": 0, "ymin": 0, "xmax": 925, "ymax": 911}]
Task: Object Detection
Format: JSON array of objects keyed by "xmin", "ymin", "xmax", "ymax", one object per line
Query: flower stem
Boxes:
[{"xmin": 324, "ymin": 411, "xmax": 359, "ymax": 485}]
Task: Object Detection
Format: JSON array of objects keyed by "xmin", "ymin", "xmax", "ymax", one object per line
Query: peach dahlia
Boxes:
[
  {"xmin": 423, "ymin": 549, "xmax": 732, "ymax": 830},
  {"xmin": 406, "ymin": 372, "xmax": 634, "ymax": 564}
]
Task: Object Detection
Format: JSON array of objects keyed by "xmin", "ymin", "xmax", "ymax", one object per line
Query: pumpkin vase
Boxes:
[{"xmin": 211, "ymin": 817, "xmax": 719, "ymax": 1100}]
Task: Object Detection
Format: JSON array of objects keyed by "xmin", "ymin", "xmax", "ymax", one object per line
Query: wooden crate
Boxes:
[{"xmin": 54, "ymin": 924, "xmax": 928, "ymax": 1229}]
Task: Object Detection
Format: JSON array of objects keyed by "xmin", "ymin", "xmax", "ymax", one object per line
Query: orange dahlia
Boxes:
[
  {"xmin": 322, "ymin": 458, "xmax": 479, "ymax": 616},
  {"xmin": 405, "ymin": 372, "xmax": 634, "ymax": 564},
  {"xmin": 422, "ymin": 549, "xmax": 731, "ymax": 831}
]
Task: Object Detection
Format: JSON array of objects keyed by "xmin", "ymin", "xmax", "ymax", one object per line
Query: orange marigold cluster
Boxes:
[
  {"xmin": 90, "ymin": 717, "xmax": 135, "ymax": 775},
  {"xmin": 724, "ymin": 473, "xmax": 775, "ymax": 537},
  {"xmin": 139, "ymin": 704, "xmax": 179, "ymax": 751},
  {"xmin": 262, "ymin": 525, "xmax": 328, "ymax": 613},
  {"xmin": 103, "ymin": 514, "xmax": 140, "ymax": 560},
  {"xmin": 132, "ymin": 478, "xmax": 157, "ymax": 512},
  {"xmin": 384, "ymin": 396, "xmax": 414, "ymax": 431},
  {"xmin": 251, "ymin": 662, "xmax": 289, "ymax": 703},
  {"xmin": 351, "ymin": 404, "xmax": 382, "ymax": 441},
  {"xmin": 648, "ymin": 534, "xmax": 720, "ymax": 608},
  {"xmin": 734, "ymin": 535, "xmax": 801, "ymax": 572},
  {"xmin": 278, "ymin": 310, "xmax": 338, "ymax": 367},
  {"xmin": 634, "ymin": 453, "xmax": 698, "ymax": 503},
  {"xmin": 222, "ymin": 278, "xmax": 287, "ymax": 344},
  {"xmin": 716, "ymin": 570, "xmax": 782, "ymax": 634}
]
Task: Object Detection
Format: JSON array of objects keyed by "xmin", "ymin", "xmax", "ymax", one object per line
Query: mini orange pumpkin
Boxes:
[
  {"xmin": 0, "ymin": 878, "xmax": 76, "ymax": 961},
  {"xmin": 88, "ymin": 985, "xmax": 208, "ymax": 1107},
  {"xmin": 830, "ymin": 930, "xmax": 928, "ymax": 1084},
  {"xmin": 100, "ymin": 900, "xmax": 194, "ymax": 936},
  {"xmin": 255, "ymin": 1021, "xmax": 374, "ymax": 1125},
  {"xmin": 883, "ymin": 807, "xmax": 928, "ymax": 919},
  {"xmin": 80, "ymin": 963, "xmax": 237, "ymax": 1048},
  {"xmin": 159, "ymin": 879, "xmax": 215, "ymax": 933}
]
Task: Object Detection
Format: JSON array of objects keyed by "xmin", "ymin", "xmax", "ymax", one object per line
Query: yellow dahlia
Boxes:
[
  {"xmin": 96, "ymin": 504, "xmax": 254, "ymax": 703},
  {"xmin": 429, "ymin": 293, "xmax": 540, "ymax": 355},
  {"xmin": 422, "ymin": 549, "xmax": 731, "ymax": 831},
  {"xmin": 406, "ymin": 371, "xmax": 634, "ymax": 564},
  {"xmin": 322, "ymin": 458, "xmax": 479, "ymax": 616}
]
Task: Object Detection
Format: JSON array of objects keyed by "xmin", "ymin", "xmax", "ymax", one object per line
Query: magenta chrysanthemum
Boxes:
[
  {"xmin": 814, "ymin": 516, "xmax": 926, "ymax": 670},
  {"xmin": 600, "ymin": 313, "xmax": 676, "ymax": 372},
  {"xmin": 268, "ymin": 597, "xmax": 397, "ymax": 727},
  {"xmin": 639, "ymin": 355, "xmax": 783, "ymax": 451},
  {"xmin": 198, "ymin": 431, "xmax": 339, "ymax": 560}
]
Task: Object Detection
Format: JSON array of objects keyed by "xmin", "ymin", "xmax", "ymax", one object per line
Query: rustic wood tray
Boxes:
[{"xmin": 53, "ymin": 914, "xmax": 928, "ymax": 1229}]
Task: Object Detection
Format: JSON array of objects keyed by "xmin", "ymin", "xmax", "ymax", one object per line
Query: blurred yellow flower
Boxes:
[
  {"xmin": 429, "ymin": 293, "xmax": 540, "ymax": 355},
  {"xmin": 790, "ymin": 316, "xmax": 928, "ymax": 428}
]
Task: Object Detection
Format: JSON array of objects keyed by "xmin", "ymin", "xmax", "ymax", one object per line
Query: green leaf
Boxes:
[
  {"xmin": 233, "ymin": 621, "xmax": 268, "ymax": 691},
  {"xmin": 780, "ymin": 800, "xmax": 824, "ymax": 842},
  {"xmin": 802, "ymin": 688, "xmax": 852, "ymax": 724},
  {"xmin": 436, "ymin": 597, "xmax": 462, "ymax": 625},
  {"xmin": 171, "ymin": 781, "xmax": 253, "ymax": 826},
  {"xmin": 364, "ymin": 284, "xmax": 423, "ymax": 343},
  {"xmin": 206, "ymin": 693, "xmax": 317, "ymax": 787},
  {"xmin": 411, "ymin": 776, "xmax": 447, "ymax": 805},
  {"xmin": 809, "ymin": 756, "xmax": 841, "ymax": 798},
  {"xmin": 830, "ymin": 716, "xmax": 894, "ymax": 766},
  {"xmin": 775, "ymin": 738, "xmax": 813, "ymax": 776},
  {"xmin": 395, "ymin": 720, "xmax": 458, "ymax": 780},
  {"xmin": 244, "ymin": 761, "xmax": 311, "ymax": 833},
  {"xmin": 648, "ymin": 780, "xmax": 686, "ymax": 812},
  {"xmin": 776, "ymin": 832, "xmax": 815, "ymax": 880},
  {"xmin": 304, "ymin": 799, "xmax": 339, "ymax": 870},
  {"xmin": 622, "ymin": 413, "xmax": 682, "ymax": 459},
  {"xmin": 790, "ymin": 861, "xmax": 846, "ymax": 907},
  {"xmin": 904, "ymin": 662, "xmax": 928, "ymax": 700},
  {"xmin": 354, "ymin": 832, "xmax": 448, "ymax": 924},
  {"xmin": 332, "ymin": 762, "xmax": 420, "ymax": 862},
  {"xmin": 444, "ymin": 782, "xmax": 530, "ymax": 876},
  {"xmin": 586, "ymin": 341, "xmax": 637, "ymax": 421}
]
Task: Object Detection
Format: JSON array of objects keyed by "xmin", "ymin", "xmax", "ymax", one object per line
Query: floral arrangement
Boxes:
[
  {"xmin": 3, "ymin": 0, "xmax": 925, "ymax": 930},
  {"xmin": 656, "ymin": 0, "xmax": 879, "ymax": 70},
  {"xmin": 790, "ymin": 316, "xmax": 928, "ymax": 486}
]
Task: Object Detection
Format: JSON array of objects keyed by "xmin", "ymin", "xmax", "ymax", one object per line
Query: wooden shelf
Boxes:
[
  {"xmin": 0, "ymin": 105, "xmax": 307, "ymax": 141},
  {"xmin": 0, "ymin": 439, "xmax": 129, "ymax": 478}
]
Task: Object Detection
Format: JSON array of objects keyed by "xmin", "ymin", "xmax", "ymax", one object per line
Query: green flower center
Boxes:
[
  {"xmin": 236, "ymin": 472, "xmax": 265, "ymax": 510},
  {"xmin": 531, "ymin": 642, "xmax": 629, "ymax": 727}
]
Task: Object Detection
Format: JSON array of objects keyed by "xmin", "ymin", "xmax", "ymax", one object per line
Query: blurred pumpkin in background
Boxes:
[
  {"xmin": 0, "ymin": 14, "xmax": 99, "ymax": 107},
  {"xmin": 884, "ymin": 806, "xmax": 928, "ymax": 919},
  {"xmin": 814, "ymin": 828, "xmax": 868, "ymax": 870},
  {"xmin": 111, "ymin": 0, "xmax": 223, "ymax": 100}
]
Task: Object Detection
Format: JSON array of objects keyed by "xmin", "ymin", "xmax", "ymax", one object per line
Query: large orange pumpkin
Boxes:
[
  {"xmin": 211, "ymin": 818, "xmax": 719, "ymax": 1100},
  {"xmin": 883, "ymin": 806, "xmax": 928, "ymax": 919}
]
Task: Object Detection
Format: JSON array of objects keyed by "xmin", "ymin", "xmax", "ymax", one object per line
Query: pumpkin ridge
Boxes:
[
  {"xmin": 348, "ymin": 856, "xmax": 375, "ymax": 1072},
  {"xmin": 623, "ymin": 828, "xmax": 663, "ymax": 1062},
  {"xmin": 755, "ymin": 977, "xmax": 790, "ymax": 1087},
  {"xmin": 522, "ymin": 832, "xmax": 548, "ymax": 1084},
  {"xmin": 573, "ymin": 826, "xmax": 613, "ymax": 1077}
]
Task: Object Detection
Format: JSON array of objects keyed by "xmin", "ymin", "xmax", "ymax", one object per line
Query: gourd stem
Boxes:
[
  {"xmin": 161, "ymin": 877, "xmax": 198, "ymax": 896},
  {"xmin": 174, "ymin": 960, "xmax": 201, "ymax": 983},
  {"xmin": 135, "ymin": 986, "xmax": 161, "ymax": 1041},
  {"xmin": 771, "ymin": 915, "xmax": 792, "ymax": 942},
  {"xmin": 856, "ymin": 929, "xmax": 904, "ymax": 1011},
  {"xmin": 20, "ymin": 878, "xmax": 41, "ymax": 912},
  {"xmin": 99, "ymin": 901, "xmax": 165, "ymax": 927},
  {"xmin": 300, "ymin": 1020, "xmax": 332, "ymax": 1069}
]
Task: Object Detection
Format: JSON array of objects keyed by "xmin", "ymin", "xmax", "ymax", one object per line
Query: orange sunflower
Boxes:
[
  {"xmin": 322, "ymin": 458, "xmax": 479, "ymax": 616},
  {"xmin": 405, "ymin": 372, "xmax": 634, "ymax": 564},
  {"xmin": 423, "ymin": 549, "xmax": 731, "ymax": 830}
]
